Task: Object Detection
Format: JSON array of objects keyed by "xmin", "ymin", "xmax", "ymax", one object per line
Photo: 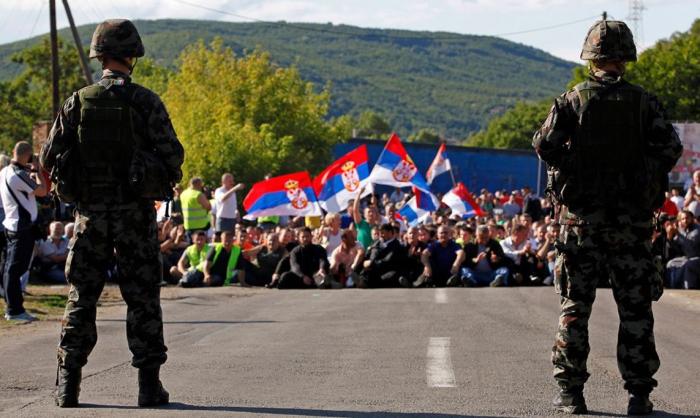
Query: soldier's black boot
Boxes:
[
  {"xmin": 627, "ymin": 392, "xmax": 653, "ymax": 416},
  {"xmin": 55, "ymin": 367, "xmax": 81, "ymax": 408},
  {"xmin": 553, "ymin": 387, "xmax": 587, "ymax": 414},
  {"xmin": 138, "ymin": 367, "xmax": 169, "ymax": 407}
]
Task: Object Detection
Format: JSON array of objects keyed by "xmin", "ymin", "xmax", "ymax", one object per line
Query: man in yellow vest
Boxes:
[
  {"xmin": 202, "ymin": 230, "xmax": 245, "ymax": 286},
  {"xmin": 180, "ymin": 177, "xmax": 211, "ymax": 239},
  {"xmin": 173, "ymin": 231, "xmax": 209, "ymax": 287}
]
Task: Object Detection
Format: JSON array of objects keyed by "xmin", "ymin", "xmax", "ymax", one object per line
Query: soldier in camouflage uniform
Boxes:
[
  {"xmin": 40, "ymin": 19, "xmax": 184, "ymax": 408},
  {"xmin": 533, "ymin": 20, "xmax": 682, "ymax": 415}
]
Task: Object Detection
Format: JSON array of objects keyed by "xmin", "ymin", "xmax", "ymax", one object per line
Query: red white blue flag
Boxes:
[
  {"xmin": 367, "ymin": 133, "xmax": 431, "ymax": 193},
  {"xmin": 426, "ymin": 143, "xmax": 452, "ymax": 185},
  {"xmin": 243, "ymin": 171, "xmax": 322, "ymax": 218},
  {"xmin": 313, "ymin": 145, "xmax": 371, "ymax": 213},
  {"xmin": 441, "ymin": 182, "xmax": 485, "ymax": 218},
  {"xmin": 397, "ymin": 187, "xmax": 439, "ymax": 226}
]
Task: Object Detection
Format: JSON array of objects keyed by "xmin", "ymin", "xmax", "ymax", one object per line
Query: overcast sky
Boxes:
[{"xmin": 0, "ymin": 0, "xmax": 697, "ymax": 62}]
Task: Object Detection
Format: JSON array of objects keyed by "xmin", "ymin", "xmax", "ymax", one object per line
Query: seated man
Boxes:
[
  {"xmin": 404, "ymin": 226, "xmax": 428, "ymax": 283},
  {"xmin": 357, "ymin": 223, "xmax": 407, "ymax": 288},
  {"xmin": 267, "ymin": 228, "xmax": 299, "ymax": 288},
  {"xmin": 174, "ymin": 231, "xmax": 210, "ymax": 287},
  {"xmin": 534, "ymin": 224, "xmax": 559, "ymax": 286},
  {"xmin": 501, "ymin": 223, "xmax": 540, "ymax": 285},
  {"xmin": 460, "ymin": 225, "xmax": 509, "ymax": 287},
  {"xmin": 36, "ymin": 221, "xmax": 68, "ymax": 283},
  {"xmin": 246, "ymin": 232, "xmax": 286, "ymax": 287},
  {"xmin": 665, "ymin": 210, "xmax": 700, "ymax": 289},
  {"xmin": 278, "ymin": 227, "xmax": 330, "ymax": 289},
  {"xmin": 328, "ymin": 229, "xmax": 364, "ymax": 288},
  {"xmin": 455, "ymin": 224, "xmax": 474, "ymax": 247},
  {"xmin": 202, "ymin": 230, "xmax": 247, "ymax": 287},
  {"xmin": 416, "ymin": 225, "xmax": 464, "ymax": 287},
  {"xmin": 651, "ymin": 215, "xmax": 682, "ymax": 265}
]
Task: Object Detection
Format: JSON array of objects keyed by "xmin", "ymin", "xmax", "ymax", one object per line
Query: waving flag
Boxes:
[
  {"xmin": 243, "ymin": 171, "xmax": 322, "ymax": 219},
  {"xmin": 368, "ymin": 133, "xmax": 431, "ymax": 193},
  {"xmin": 397, "ymin": 188, "xmax": 439, "ymax": 226},
  {"xmin": 442, "ymin": 182, "xmax": 485, "ymax": 218},
  {"xmin": 426, "ymin": 143, "xmax": 452, "ymax": 185},
  {"xmin": 313, "ymin": 145, "xmax": 371, "ymax": 213}
]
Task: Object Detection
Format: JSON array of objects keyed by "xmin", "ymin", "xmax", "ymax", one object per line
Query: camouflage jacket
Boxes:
[
  {"xmin": 532, "ymin": 71, "xmax": 682, "ymax": 222},
  {"xmin": 40, "ymin": 70, "xmax": 184, "ymax": 208}
]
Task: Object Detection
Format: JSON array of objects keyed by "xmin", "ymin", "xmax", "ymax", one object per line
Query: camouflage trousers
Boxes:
[
  {"xmin": 57, "ymin": 206, "xmax": 167, "ymax": 370},
  {"xmin": 552, "ymin": 221, "xmax": 661, "ymax": 393}
]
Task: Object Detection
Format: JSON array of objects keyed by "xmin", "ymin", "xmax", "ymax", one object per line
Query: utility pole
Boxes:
[
  {"xmin": 62, "ymin": 0, "xmax": 93, "ymax": 85},
  {"xmin": 49, "ymin": 0, "xmax": 60, "ymax": 117}
]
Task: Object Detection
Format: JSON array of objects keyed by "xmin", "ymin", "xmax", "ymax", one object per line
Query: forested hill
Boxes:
[{"xmin": 0, "ymin": 19, "xmax": 576, "ymax": 138}]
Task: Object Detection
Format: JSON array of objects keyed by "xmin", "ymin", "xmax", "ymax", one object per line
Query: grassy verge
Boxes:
[
  {"xmin": 0, "ymin": 284, "xmax": 130, "ymax": 330},
  {"xmin": 0, "ymin": 286, "xmax": 67, "ymax": 330}
]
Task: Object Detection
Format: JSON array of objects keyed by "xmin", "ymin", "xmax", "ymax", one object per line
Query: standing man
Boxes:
[
  {"xmin": 352, "ymin": 187, "xmax": 381, "ymax": 249},
  {"xmin": 181, "ymin": 177, "xmax": 211, "ymax": 239},
  {"xmin": 41, "ymin": 20, "xmax": 184, "ymax": 408},
  {"xmin": 1, "ymin": 141, "xmax": 47, "ymax": 322},
  {"xmin": 533, "ymin": 20, "xmax": 682, "ymax": 415},
  {"xmin": 214, "ymin": 173, "xmax": 244, "ymax": 236}
]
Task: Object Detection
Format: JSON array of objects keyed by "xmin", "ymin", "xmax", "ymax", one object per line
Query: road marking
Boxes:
[
  {"xmin": 435, "ymin": 288, "xmax": 448, "ymax": 304},
  {"xmin": 427, "ymin": 337, "xmax": 456, "ymax": 388}
]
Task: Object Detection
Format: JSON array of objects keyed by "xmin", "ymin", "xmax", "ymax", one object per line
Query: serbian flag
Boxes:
[
  {"xmin": 442, "ymin": 182, "xmax": 485, "ymax": 218},
  {"xmin": 426, "ymin": 143, "xmax": 452, "ymax": 185},
  {"xmin": 367, "ymin": 133, "xmax": 431, "ymax": 193},
  {"xmin": 313, "ymin": 145, "xmax": 371, "ymax": 213},
  {"xmin": 243, "ymin": 171, "xmax": 322, "ymax": 219},
  {"xmin": 397, "ymin": 188, "xmax": 439, "ymax": 226}
]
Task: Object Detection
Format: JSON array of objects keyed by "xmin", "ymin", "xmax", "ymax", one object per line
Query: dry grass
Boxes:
[{"xmin": 1, "ymin": 283, "xmax": 266, "ymax": 332}]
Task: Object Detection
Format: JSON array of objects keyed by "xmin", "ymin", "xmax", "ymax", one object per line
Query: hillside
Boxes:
[{"xmin": 0, "ymin": 19, "xmax": 576, "ymax": 138}]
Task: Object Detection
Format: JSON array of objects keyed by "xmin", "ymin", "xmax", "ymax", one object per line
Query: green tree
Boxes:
[
  {"xmin": 627, "ymin": 19, "xmax": 700, "ymax": 121},
  {"xmin": 133, "ymin": 58, "xmax": 172, "ymax": 96},
  {"xmin": 354, "ymin": 110, "xmax": 392, "ymax": 139},
  {"xmin": 0, "ymin": 36, "xmax": 88, "ymax": 152},
  {"xmin": 464, "ymin": 100, "xmax": 551, "ymax": 149},
  {"xmin": 408, "ymin": 128, "xmax": 441, "ymax": 144},
  {"xmin": 163, "ymin": 39, "xmax": 346, "ymax": 188},
  {"xmin": 567, "ymin": 65, "xmax": 588, "ymax": 89}
]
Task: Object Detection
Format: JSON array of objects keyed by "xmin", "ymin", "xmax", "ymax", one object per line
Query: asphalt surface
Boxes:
[{"xmin": 0, "ymin": 286, "xmax": 698, "ymax": 417}]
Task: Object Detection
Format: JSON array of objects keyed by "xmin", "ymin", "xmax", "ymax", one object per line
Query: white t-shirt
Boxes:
[
  {"xmin": 323, "ymin": 229, "xmax": 343, "ymax": 256},
  {"xmin": 0, "ymin": 165, "xmax": 38, "ymax": 232},
  {"xmin": 214, "ymin": 186, "xmax": 238, "ymax": 219}
]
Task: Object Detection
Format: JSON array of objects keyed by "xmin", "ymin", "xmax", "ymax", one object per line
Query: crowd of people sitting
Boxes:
[{"xmin": 6, "ymin": 165, "xmax": 700, "ymax": 291}]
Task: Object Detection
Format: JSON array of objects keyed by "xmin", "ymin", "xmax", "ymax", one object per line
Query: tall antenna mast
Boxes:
[{"xmin": 628, "ymin": 0, "xmax": 645, "ymax": 49}]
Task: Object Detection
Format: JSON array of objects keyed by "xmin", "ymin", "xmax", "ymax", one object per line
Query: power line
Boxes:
[
  {"xmin": 87, "ymin": 2, "xmax": 106, "ymax": 22},
  {"xmin": 28, "ymin": 0, "xmax": 47, "ymax": 39},
  {"xmin": 10, "ymin": 0, "xmax": 46, "ymax": 80},
  {"xmin": 493, "ymin": 15, "xmax": 599, "ymax": 37},
  {"xmin": 173, "ymin": 0, "xmax": 600, "ymax": 41}
]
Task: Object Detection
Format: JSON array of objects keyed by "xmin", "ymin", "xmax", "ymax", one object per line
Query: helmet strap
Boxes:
[{"xmin": 115, "ymin": 57, "xmax": 136, "ymax": 74}]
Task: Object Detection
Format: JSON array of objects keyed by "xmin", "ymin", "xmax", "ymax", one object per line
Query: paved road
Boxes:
[{"xmin": 1, "ymin": 287, "xmax": 698, "ymax": 417}]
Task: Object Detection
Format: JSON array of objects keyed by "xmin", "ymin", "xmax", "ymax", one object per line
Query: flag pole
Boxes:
[{"xmin": 449, "ymin": 167, "xmax": 457, "ymax": 188}]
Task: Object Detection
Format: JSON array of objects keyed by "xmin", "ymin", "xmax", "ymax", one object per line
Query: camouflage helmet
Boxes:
[
  {"xmin": 89, "ymin": 19, "xmax": 145, "ymax": 59},
  {"xmin": 580, "ymin": 20, "xmax": 637, "ymax": 62}
]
